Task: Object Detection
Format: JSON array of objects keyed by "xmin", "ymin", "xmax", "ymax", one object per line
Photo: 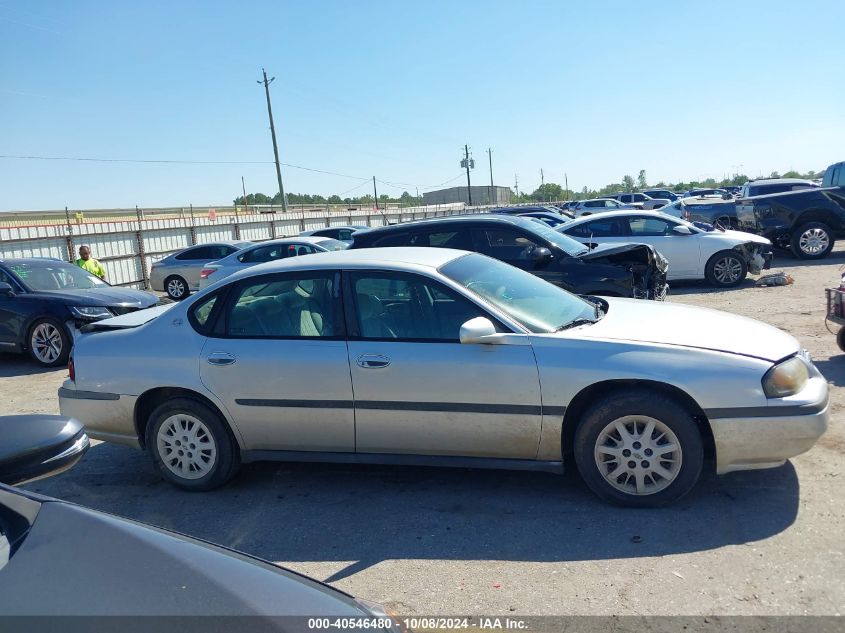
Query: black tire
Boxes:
[
  {"xmin": 164, "ymin": 275, "xmax": 189, "ymax": 301},
  {"xmin": 573, "ymin": 389, "xmax": 703, "ymax": 507},
  {"xmin": 790, "ymin": 222, "xmax": 834, "ymax": 260},
  {"xmin": 27, "ymin": 317, "xmax": 71, "ymax": 367},
  {"xmin": 837, "ymin": 327, "xmax": 845, "ymax": 354},
  {"xmin": 704, "ymin": 249, "xmax": 748, "ymax": 287},
  {"xmin": 145, "ymin": 397, "xmax": 240, "ymax": 491}
]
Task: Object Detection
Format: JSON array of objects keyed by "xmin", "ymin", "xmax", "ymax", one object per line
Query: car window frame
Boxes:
[
  {"xmin": 209, "ymin": 270, "xmax": 344, "ymax": 341},
  {"xmin": 342, "ymin": 269, "xmax": 507, "ymax": 343}
]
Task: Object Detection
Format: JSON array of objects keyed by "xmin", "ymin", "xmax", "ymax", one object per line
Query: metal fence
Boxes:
[{"xmin": 0, "ymin": 203, "xmax": 485, "ymax": 288}]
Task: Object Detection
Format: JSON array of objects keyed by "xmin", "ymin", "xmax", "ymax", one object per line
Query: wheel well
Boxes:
[
  {"xmin": 560, "ymin": 379, "xmax": 715, "ymax": 464},
  {"xmin": 794, "ymin": 211, "xmax": 840, "ymax": 231},
  {"xmin": 134, "ymin": 387, "xmax": 233, "ymax": 450}
]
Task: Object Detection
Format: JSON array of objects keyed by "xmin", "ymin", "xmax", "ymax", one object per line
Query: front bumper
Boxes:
[
  {"xmin": 709, "ymin": 376, "xmax": 829, "ymax": 474},
  {"xmin": 58, "ymin": 383, "xmax": 141, "ymax": 449}
]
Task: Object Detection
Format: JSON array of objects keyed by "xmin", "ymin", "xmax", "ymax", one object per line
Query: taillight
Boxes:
[
  {"xmin": 683, "ymin": 209, "xmax": 690, "ymax": 220},
  {"xmin": 200, "ymin": 268, "xmax": 216, "ymax": 279},
  {"xmin": 68, "ymin": 354, "xmax": 75, "ymax": 381}
]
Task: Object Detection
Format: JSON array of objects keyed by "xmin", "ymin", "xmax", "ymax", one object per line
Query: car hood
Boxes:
[
  {"xmin": 80, "ymin": 302, "xmax": 175, "ymax": 332},
  {"xmin": 577, "ymin": 243, "xmax": 668, "ymax": 272},
  {"xmin": 30, "ymin": 287, "xmax": 159, "ymax": 308},
  {"xmin": 700, "ymin": 229, "xmax": 771, "ymax": 245},
  {"xmin": 568, "ymin": 297, "xmax": 798, "ymax": 362},
  {"xmin": 0, "ymin": 497, "xmax": 368, "ymax": 616}
]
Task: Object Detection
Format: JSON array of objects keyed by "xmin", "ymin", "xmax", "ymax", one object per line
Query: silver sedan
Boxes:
[
  {"xmin": 149, "ymin": 241, "xmax": 252, "ymax": 300},
  {"xmin": 60, "ymin": 248, "xmax": 828, "ymax": 507},
  {"xmin": 198, "ymin": 236, "xmax": 346, "ymax": 289}
]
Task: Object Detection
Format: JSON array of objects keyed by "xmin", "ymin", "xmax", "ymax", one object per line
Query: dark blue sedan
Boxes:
[{"xmin": 0, "ymin": 258, "xmax": 157, "ymax": 366}]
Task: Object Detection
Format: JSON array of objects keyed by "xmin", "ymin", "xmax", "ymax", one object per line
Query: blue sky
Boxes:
[{"xmin": 1, "ymin": 0, "xmax": 842, "ymax": 211}]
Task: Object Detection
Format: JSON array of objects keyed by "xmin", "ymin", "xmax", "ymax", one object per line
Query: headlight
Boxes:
[
  {"xmin": 69, "ymin": 306, "xmax": 113, "ymax": 320},
  {"xmin": 762, "ymin": 356, "xmax": 809, "ymax": 398}
]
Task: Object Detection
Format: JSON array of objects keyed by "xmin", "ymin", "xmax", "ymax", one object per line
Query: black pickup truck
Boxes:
[{"xmin": 736, "ymin": 162, "xmax": 845, "ymax": 259}]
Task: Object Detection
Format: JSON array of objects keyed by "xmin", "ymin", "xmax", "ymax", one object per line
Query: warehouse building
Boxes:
[{"xmin": 423, "ymin": 185, "xmax": 511, "ymax": 206}]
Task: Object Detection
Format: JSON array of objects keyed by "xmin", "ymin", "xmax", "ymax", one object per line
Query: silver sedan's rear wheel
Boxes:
[
  {"xmin": 146, "ymin": 397, "xmax": 239, "ymax": 490},
  {"xmin": 574, "ymin": 390, "xmax": 703, "ymax": 507},
  {"xmin": 165, "ymin": 275, "xmax": 189, "ymax": 301},
  {"xmin": 594, "ymin": 415, "xmax": 682, "ymax": 496},
  {"xmin": 156, "ymin": 414, "xmax": 218, "ymax": 480}
]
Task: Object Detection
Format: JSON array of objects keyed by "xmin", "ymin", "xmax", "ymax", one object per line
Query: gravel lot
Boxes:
[{"xmin": 2, "ymin": 248, "xmax": 843, "ymax": 616}]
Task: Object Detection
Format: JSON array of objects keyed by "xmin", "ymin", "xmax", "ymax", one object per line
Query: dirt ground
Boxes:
[{"xmin": 1, "ymin": 247, "xmax": 843, "ymax": 616}]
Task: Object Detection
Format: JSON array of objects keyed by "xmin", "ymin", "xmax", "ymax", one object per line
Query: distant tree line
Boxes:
[
  {"xmin": 235, "ymin": 167, "xmax": 822, "ymax": 207},
  {"xmin": 234, "ymin": 190, "xmax": 423, "ymax": 207}
]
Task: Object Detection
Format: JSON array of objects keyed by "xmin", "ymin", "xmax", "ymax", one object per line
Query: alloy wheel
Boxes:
[
  {"xmin": 156, "ymin": 414, "xmax": 217, "ymax": 480},
  {"xmin": 713, "ymin": 256, "xmax": 743, "ymax": 284},
  {"xmin": 167, "ymin": 277, "xmax": 186, "ymax": 299},
  {"xmin": 593, "ymin": 415, "xmax": 683, "ymax": 496},
  {"xmin": 799, "ymin": 228, "xmax": 830, "ymax": 256},
  {"xmin": 30, "ymin": 322, "xmax": 63, "ymax": 364}
]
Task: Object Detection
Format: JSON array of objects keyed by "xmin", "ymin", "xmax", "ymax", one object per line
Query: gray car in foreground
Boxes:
[
  {"xmin": 0, "ymin": 415, "xmax": 394, "ymax": 621},
  {"xmin": 149, "ymin": 241, "xmax": 252, "ymax": 300},
  {"xmin": 60, "ymin": 248, "xmax": 828, "ymax": 507}
]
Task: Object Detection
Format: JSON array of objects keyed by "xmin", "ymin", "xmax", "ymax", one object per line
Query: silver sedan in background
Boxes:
[
  {"xmin": 198, "ymin": 236, "xmax": 346, "ymax": 289},
  {"xmin": 149, "ymin": 241, "xmax": 252, "ymax": 300},
  {"xmin": 60, "ymin": 248, "xmax": 828, "ymax": 507}
]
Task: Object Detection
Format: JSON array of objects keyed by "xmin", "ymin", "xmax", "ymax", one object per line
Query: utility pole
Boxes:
[
  {"xmin": 257, "ymin": 68, "xmax": 287, "ymax": 212},
  {"xmin": 514, "ymin": 174, "xmax": 519, "ymax": 198},
  {"xmin": 461, "ymin": 145, "xmax": 474, "ymax": 206},
  {"xmin": 373, "ymin": 176, "xmax": 379, "ymax": 211},
  {"xmin": 565, "ymin": 172, "xmax": 569, "ymax": 199},
  {"xmin": 487, "ymin": 148, "xmax": 494, "ymax": 206},
  {"xmin": 540, "ymin": 168, "xmax": 545, "ymax": 201},
  {"xmin": 241, "ymin": 176, "xmax": 249, "ymax": 212}
]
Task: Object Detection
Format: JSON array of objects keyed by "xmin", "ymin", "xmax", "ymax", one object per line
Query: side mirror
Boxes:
[
  {"xmin": 0, "ymin": 415, "xmax": 90, "ymax": 486},
  {"xmin": 0, "ymin": 282, "xmax": 14, "ymax": 297},
  {"xmin": 532, "ymin": 246, "xmax": 553, "ymax": 263},
  {"xmin": 459, "ymin": 317, "xmax": 497, "ymax": 344},
  {"xmin": 672, "ymin": 225, "xmax": 694, "ymax": 236}
]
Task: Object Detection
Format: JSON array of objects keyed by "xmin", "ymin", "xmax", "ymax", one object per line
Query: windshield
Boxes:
[
  {"xmin": 440, "ymin": 254, "xmax": 598, "ymax": 333},
  {"xmin": 519, "ymin": 218, "xmax": 588, "ymax": 256},
  {"xmin": 7, "ymin": 261, "xmax": 108, "ymax": 290}
]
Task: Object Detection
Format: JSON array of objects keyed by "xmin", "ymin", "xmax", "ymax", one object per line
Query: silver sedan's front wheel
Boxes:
[
  {"xmin": 594, "ymin": 416, "xmax": 682, "ymax": 496},
  {"xmin": 146, "ymin": 397, "xmax": 240, "ymax": 490},
  {"xmin": 574, "ymin": 390, "xmax": 704, "ymax": 507}
]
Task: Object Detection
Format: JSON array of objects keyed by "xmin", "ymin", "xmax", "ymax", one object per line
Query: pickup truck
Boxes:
[{"xmin": 735, "ymin": 161, "xmax": 845, "ymax": 259}]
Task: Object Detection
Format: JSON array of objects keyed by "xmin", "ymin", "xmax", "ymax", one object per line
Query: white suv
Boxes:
[
  {"xmin": 607, "ymin": 192, "xmax": 670, "ymax": 210},
  {"xmin": 570, "ymin": 198, "xmax": 631, "ymax": 217}
]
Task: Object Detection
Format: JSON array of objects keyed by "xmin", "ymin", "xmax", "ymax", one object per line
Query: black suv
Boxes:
[
  {"xmin": 0, "ymin": 258, "xmax": 158, "ymax": 366},
  {"xmin": 351, "ymin": 215, "xmax": 668, "ymax": 299}
]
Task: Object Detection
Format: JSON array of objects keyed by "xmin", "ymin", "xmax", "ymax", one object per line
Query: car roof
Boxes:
[
  {"xmin": 0, "ymin": 257, "xmax": 68, "ymax": 265},
  {"xmin": 355, "ymin": 214, "xmax": 535, "ymax": 234},
  {"xmin": 745, "ymin": 178, "xmax": 817, "ymax": 186},
  {"xmin": 561, "ymin": 209, "xmax": 679, "ymax": 227},
  {"xmin": 242, "ymin": 236, "xmax": 336, "ymax": 248},
  {"xmin": 222, "ymin": 247, "xmax": 467, "ymax": 281},
  {"xmin": 300, "ymin": 225, "xmax": 368, "ymax": 234}
]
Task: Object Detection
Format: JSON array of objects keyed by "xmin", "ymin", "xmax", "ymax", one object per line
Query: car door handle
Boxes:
[
  {"xmin": 357, "ymin": 354, "xmax": 390, "ymax": 369},
  {"xmin": 206, "ymin": 352, "xmax": 236, "ymax": 366}
]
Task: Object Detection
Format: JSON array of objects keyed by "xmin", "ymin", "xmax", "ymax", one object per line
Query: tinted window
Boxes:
[
  {"xmin": 584, "ymin": 218, "xmax": 623, "ymax": 237},
  {"xmin": 224, "ymin": 273, "xmax": 337, "ymax": 338},
  {"xmin": 0, "ymin": 267, "xmax": 17, "ymax": 287},
  {"xmin": 240, "ymin": 243, "xmax": 314, "ymax": 263},
  {"xmin": 585, "ymin": 200, "xmax": 603, "ymax": 208},
  {"xmin": 190, "ymin": 292, "xmax": 220, "ymax": 334},
  {"xmin": 176, "ymin": 246, "xmax": 214, "ymax": 261},
  {"xmin": 627, "ymin": 217, "xmax": 673, "ymax": 236},
  {"xmin": 371, "ymin": 231, "xmax": 413, "ymax": 247},
  {"xmin": 351, "ymin": 272, "xmax": 487, "ymax": 341},
  {"xmin": 407, "ymin": 230, "xmax": 471, "ymax": 249},
  {"xmin": 472, "ymin": 228, "xmax": 542, "ymax": 261}
]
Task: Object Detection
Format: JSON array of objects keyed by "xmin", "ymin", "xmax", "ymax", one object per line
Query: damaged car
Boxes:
[
  {"xmin": 0, "ymin": 258, "xmax": 158, "ymax": 367},
  {"xmin": 558, "ymin": 211, "xmax": 772, "ymax": 288},
  {"xmin": 350, "ymin": 215, "xmax": 668, "ymax": 299}
]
